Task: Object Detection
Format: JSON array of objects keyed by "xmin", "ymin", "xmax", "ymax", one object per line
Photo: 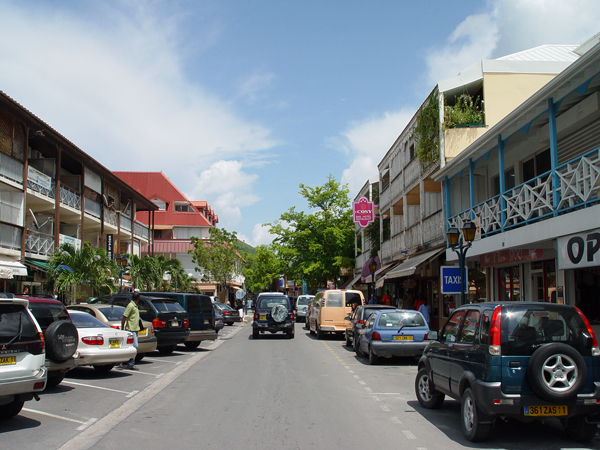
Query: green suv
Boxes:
[{"xmin": 415, "ymin": 302, "xmax": 600, "ymax": 442}]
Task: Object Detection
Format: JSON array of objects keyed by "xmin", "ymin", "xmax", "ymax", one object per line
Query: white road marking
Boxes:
[
  {"xmin": 126, "ymin": 390, "xmax": 140, "ymax": 398},
  {"xmin": 77, "ymin": 418, "xmax": 98, "ymax": 431},
  {"xmin": 353, "ymin": 375, "xmax": 361, "ymax": 379},
  {"xmin": 369, "ymin": 392, "xmax": 400, "ymax": 395},
  {"xmin": 141, "ymin": 358, "xmax": 182, "ymax": 365},
  {"xmin": 364, "ymin": 387, "xmax": 372, "ymax": 393},
  {"xmin": 23, "ymin": 408, "xmax": 91, "ymax": 425},
  {"xmin": 380, "ymin": 405, "xmax": 390, "ymax": 411},
  {"xmin": 390, "ymin": 417, "xmax": 403, "ymax": 424},
  {"xmin": 371, "ymin": 395, "xmax": 381, "ymax": 401},
  {"xmin": 348, "ymin": 370, "xmax": 355, "ymax": 374},
  {"xmin": 402, "ymin": 430, "xmax": 417, "ymax": 439},
  {"xmin": 62, "ymin": 381, "xmax": 133, "ymax": 395},
  {"xmin": 359, "ymin": 381, "xmax": 366, "ymax": 385},
  {"xmin": 344, "ymin": 366, "xmax": 350, "ymax": 370}
]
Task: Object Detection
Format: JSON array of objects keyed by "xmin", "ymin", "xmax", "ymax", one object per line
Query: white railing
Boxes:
[
  {"xmin": 120, "ymin": 215, "xmax": 132, "ymax": 232},
  {"xmin": 422, "ymin": 210, "xmax": 445, "ymax": 245},
  {"xmin": 380, "ymin": 186, "xmax": 390, "ymax": 209},
  {"xmin": 0, "ymin": 153, "xmax": 23, "ymax": 184},
  {"xmin": 84, "ymin": 199, "xmax": 101, "ymax": 218},
  {"xmin": 27, "ymin": 177, "xmax": 55, "ymax": 199},
  {"xmin": 25, "ymin": 230, "xmax": 54, "ymax": 256},
  {"xmin": 60, "ymin": 185, "xmax": 81, "ymax": 210},
  {"xmin": 504, "ymin": 174, "xmax": 554, "ymax": 228},
  {"xmin": 133, "ymin": 221, "xmax": 149, "ymax": 240},
  {"xmin": 381, "ymin": 240, "xmax": 393, "ymax": 262},
  {"xmin": 405, "ymin": 223, "xmax": 421, "ymax": 251},
  {"xmin": 557, "ymin": 148, "xmax": 600, "ymax": 211},
  {"xmin": 104, "ymin": 208, "xmax": 118, "ymax": 227},
  {"xmin": 404, "ymin": 158, "xmax": 421, "ymax": 189},
  {"xmin": 392, "ymin": 233, "xmax": 405, "ymax": 256}
]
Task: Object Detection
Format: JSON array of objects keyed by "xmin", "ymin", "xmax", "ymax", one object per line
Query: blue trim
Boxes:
[
  {"xmin": 469, "ymin": 158, "xmax": 475, "ymax": 214},
  {"xmin": 498, "ymin": 136, "xmax": 506, "ymax": 231},
  {"xmin": 547, "ymin": 98, "xmax": 560, "ymax": 215},
  {"xmin": 444, "ymin": 176, "xmax": 451, "ymax": 231}
]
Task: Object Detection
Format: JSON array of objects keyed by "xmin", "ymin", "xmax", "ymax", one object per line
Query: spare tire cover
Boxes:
[
  {"xmin": 45, "ymin": 320, "xmax": 78, "ymax": 362},
  {"xmin": 271, "ymin": 305, "xmax": 288, "ymax": 323},
  {"xmin": 527, "ymin": 343, "xmax": 586, "ymax": 402}
]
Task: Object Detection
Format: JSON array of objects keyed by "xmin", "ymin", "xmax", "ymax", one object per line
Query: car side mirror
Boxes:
[
  {"xmin": 344, "ymin": 316, "xmax": 350, "ymax": 320},
  {"xmin": 425, "ymin": 330, "xmax": 438, "ymax": 340}
]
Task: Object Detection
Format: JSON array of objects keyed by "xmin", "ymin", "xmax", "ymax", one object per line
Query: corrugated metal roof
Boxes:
[{"xmin": 497, "ymin": 45, "xmax": 579, "ymax": 62}]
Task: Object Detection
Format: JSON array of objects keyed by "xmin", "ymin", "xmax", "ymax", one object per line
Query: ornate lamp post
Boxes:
[
  {"xmin": 368, "ymin": 259, "xmax": 378, "ymax": 303},
  {"xmin": 446, "ymin": 221, "xmax": 477, "ymax": 306},
  {"xmin": 115, "ymin": 254, "xmax": 129, "ymax": 293}
]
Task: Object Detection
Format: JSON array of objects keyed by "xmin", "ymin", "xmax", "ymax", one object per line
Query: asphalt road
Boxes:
[{"xmin": 1, "ymin": 321, "xmax": 599, "ymax": 449}]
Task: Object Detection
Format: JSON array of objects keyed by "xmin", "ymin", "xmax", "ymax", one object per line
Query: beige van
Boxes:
[{"xmin": 308, "ymin": 290, "xmax": 364, "ymax": 339}]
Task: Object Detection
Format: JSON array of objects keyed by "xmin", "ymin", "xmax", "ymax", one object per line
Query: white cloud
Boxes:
[
  {"xmin": 337, "ymin": 110, "xmax": 414, "ymax": 194},
  {"xmin": 237, "ymin": 70, "xmax": 277, "ymax": 103},
  {"xmin": 251, "ymin": 223, "xmax": 275, "ymax": 247}
]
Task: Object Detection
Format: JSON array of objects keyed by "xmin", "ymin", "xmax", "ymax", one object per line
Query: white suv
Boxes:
[{"xmin": 0, "ymin": 298, "xmax": 47, "ymax": 419}]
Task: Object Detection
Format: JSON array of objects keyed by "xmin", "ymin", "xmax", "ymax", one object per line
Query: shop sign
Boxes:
[
  {"xmin": 479, "ymin": 249, "xmax": 544, "ymax": 267},
  {"xmin": 440, "ymin": 266, "xmax": 468, "ymax": 294},
  {"xmin": 352, "ymin": 197, "xmax": 375, "ymax": 228},
  {"xmin": 557, "ymin": 229, "xmax": 600, "ymax": 270},
  {"xmin": 106, "ymin": 234, "xmax": 114, "ymax": 260},
  {"xmin": 28, "ymin": 167, "xmax": 52, "ymax": 190}
]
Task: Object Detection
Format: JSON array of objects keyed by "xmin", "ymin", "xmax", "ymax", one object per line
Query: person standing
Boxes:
[
  {"xmin": 419, "ymin": 298, "xmax": 431, "ymax": 327},
  {"xmin": 120, "ymin": 292, "xmax": 141, "ymax": 370}
]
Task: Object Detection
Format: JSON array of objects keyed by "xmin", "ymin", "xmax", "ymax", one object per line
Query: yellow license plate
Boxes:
[
  {"xmin": 394, "ymin": 335, "xmax": 413, "ymax": 341},
  {"xmin": 109, "ymin": 339, "xmax": 120, "ymax": 348},
  {"xmin": 524, "ymin": 405, "xmax": 567, "ymax": 416},
  {"xmin": 259, "ymin": 314, "xmax": 267, "ymax": 320},
  {"xmin": 0, "ymin": 356, "xmax": 16, "ymax": 365}
]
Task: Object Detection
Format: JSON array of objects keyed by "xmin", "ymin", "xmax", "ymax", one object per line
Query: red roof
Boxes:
[{"xmin": 113, "ymin": 171, "xmax": 217, "ymax": 227}]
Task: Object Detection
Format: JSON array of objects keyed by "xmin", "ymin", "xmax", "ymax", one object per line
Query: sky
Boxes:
[{"xmin": 1, "ymin": 0, "xmax": 599, "ymax": 246}]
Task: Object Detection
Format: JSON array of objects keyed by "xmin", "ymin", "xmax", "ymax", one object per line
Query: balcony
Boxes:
[
  {"xmin": 448, "ymin": 147, "xmax": 600, "ymax": 236},
  {"xmin": 25, "ymin": 230, "xmax": 54, "ymax": 257},
  {"xmin": 0, "ymin": 223, "xmax": 22, "ymax": 252},
  {"xmin": 0, "ymin": 153, "xmax": 24, "ymax": 184},
  {"xmin": 84, "ymin": 198, "xmax": 101, "ymax": 218},
  {"xmin": 133, "ymin": 221, "xmax": 149, "ymax": 241},
  {"xmin": 59, "ymin": 184, "xmax": 81, "ymax": 210}
]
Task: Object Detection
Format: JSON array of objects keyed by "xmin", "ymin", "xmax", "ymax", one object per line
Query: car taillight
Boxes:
[
  {"xmin": 82, "ymin": 335, "xmax": 104, "ymax": 345},
  {"xmin": 39, "ymin": 332, "xmax": 45, "ymax": 349},
  {"xmin": 357, "ymin": 320, "xmax": 365, "ymax": 325},
  {"xmin": 183, "ymin": 319, "xmax": 189, "ymax": 327},
  {"xmin": 575, "ymin": 307, "xmax": 600, "ymax": 356},
  {"xmin": 489, "ymin": 305, "xmax": 502, "ymax": 356},
  {"xmin": 372, "ymin": 331, "xmax": 381, "ymax": 341},
  {"xmin": 151, "ymin": 324, "xmax": 155, "ymax": 334},
  {"xmin": 34, "ymin": 381, "xmax": 45, "ymax": 389},
  {"xmin": 126, "ymin": 334, "xmax": 134, "ymax": 344},
  {"xmin": 254, "ymin": 311, "xmax": 258, "ymax": 320},
  {"xmin": 153, "ymin": 318, "xmax": 166, "ymax": 328},
  {"xmin": 223, "ymin": 311, "xmax": 231, "ymax": 315},
  {"xmin": 291, "ymin": 312, "xmax": 295, "ymax": 321},
  {"xmin": 110, "ymin": 325, "xmax": 120, "ymax": 330}
]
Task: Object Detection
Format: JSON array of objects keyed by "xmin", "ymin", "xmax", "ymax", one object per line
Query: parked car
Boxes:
[
  {"xmin": 345, "ymin": 304, "xmax": 396, "ymax": 350},
  {"xmin": 212, "ymin": 304, "xmax": 224, "ymax": 333},
  {"xmin": 356, "ymin": 309, "xmax": 429, "ymax": 364},
  {"xmin": 213, "ymin": 302, "xmax": 242, "ymax": 326},
  {"xmin": 305, "ymin": 298, "xmax": 316, "ymax": 330},
  {"xmin": 252, "ymin": 293, "xmax": 295, "ymax": 339},
  {"xmin": 0, "ymin": 298, "xmax": 47, "ymax": 419},
  {"xmin": 308, "ymin": 290, "xmax": 364, "ymax": 339},
  {"xmin": 27, "ymin": 297, "xmax": 79, "ymax": 387},
  {"xmin": 140, "ymin": 293, "xmax": 217, "ymax": 349},
  {"xmin": 415, "ymin": 302, "xmax": 600, "ymax": 442},
  {"xmin": 66, "ymin": 304, "xmax": 157, "ymax": 361},
  {"xmin": 93, "ymin": 294, "xmax": 190, "ymax": 354},
  {"xmin": 294, "ymin": 295, "xmax": 314, "ymax": 323},
  {"xmin": 68, "ymin": 310, "xmax": 137, "ymax": 373}
]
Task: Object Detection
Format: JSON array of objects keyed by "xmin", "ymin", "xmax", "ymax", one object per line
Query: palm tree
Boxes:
[{"xmin": 46, "ymin": 243, "xmax": 116, "ymax": 303}]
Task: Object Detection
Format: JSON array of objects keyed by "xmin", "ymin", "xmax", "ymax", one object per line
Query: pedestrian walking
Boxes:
[
  {"xmin": 418, "ymin": 298, "xmax": 431, "ymax": 327},
  {"xmin": 120, "ymin": 292, "xmax": 141, "ymax": 370}
]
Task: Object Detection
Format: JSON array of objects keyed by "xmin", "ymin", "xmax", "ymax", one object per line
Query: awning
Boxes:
[
  {"xmin": 25, "ymin": 258, "xmax": 49, "ymax": 272},
  {"xmin": 375, "ymin": 262, "xmax": 400, "ymax": 288},
  {"xmin": 152, "ymin": 225, "xmax": 173, "ymax": 230},
  {"xmin": 0, "ymin": 259, "xmax": 28, "ymax": 278},
  {"xmin": 361, "ymin": 256, "xmax": 380, "ymax": 283},
  {"xmin": 385, "ymin": 248, "xmax": 445, "ymax": 280}
]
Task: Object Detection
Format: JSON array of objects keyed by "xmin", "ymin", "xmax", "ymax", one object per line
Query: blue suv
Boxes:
[{"xmin": 415, "ymin": 302, "xmax": 600, "ymax": 442}]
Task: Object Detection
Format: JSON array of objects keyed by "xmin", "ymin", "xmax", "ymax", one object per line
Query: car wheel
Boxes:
[
  {"xmin": 345, "ymin": 333, "xmax": 352, "ymax": 347},
  {"xmin": 45, "ymin": 320, "xmax": 78, "ymax": 362},
  {"xmin": 316, "ymin": 324, "xmax": 324, "ymax": 340},
  {"xmin": 0, "ymin": 399, "xmax": 24, "ymax": 420},
  {"xmin": 252, "ymin": 329, "xmax": 259, "ymax": 339},
  {"xmin": 184, "ymin": 342, "xmax": 200, "ymax": 350},
  {"xmin": 158, "ymin": 345, "xmax": 176, "ymax": 355},
  {"xmin": 271, "ymin": 305, "xmax": 288, "ymax": 323},
  {"xmin": 368, "ymin": 346, "xmax": 379, "ymax": 365},
  {"xmin": 562, "ymin": 415, "xmax": 598, "ymax": 442},
  {"xmin": 135, "ymin": 353, "xmax": 145, "ymax": 363},
  {"xmin": 527, "ymin": 343, "xmax": 586, "ymax": 402},
  {"xmin": 461, "ymin": 387, "xmax": 492, "ymax": 442},
  {"xmin": 415, "ymin": 368, "xmax": 445, "ymax": 409},
  {"xmin": 93, "ymin": 364, "xmax": 115, "ymax": 373},
  {"xmin": 45, "ymin": 373, "xmax": 65, "ymax": 389}
]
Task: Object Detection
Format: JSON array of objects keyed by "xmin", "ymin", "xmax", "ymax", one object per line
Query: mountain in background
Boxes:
[{"xmin": 237, "ymin": 240, "xmax": 255, "ymax": 255}]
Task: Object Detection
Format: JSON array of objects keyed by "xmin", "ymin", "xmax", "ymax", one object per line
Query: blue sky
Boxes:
[{"xmin": 1, "ymin": 1, "xmax": 598, "ymax": 246}]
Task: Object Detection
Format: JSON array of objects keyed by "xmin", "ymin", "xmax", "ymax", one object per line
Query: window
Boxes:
[
  {"xmin": 492, "ymin": 167, "xmax": 515, "ymax": 196},
  {"xmin": 522, "ymin": 149, "xmax": 551, "ymax": 182},
  {"xmin": 152, "ymin": 198, "xmax": 166, "ymax": 210},
  {"xmin": 458, "ymin": 310, "xmax": 480, "ymax": 343},
  {"xmin": 441, "ymin": 310, "xmax": 466, "ymax": 342},
  {"xmin": 187, "ymin": 297, "xmax": 201, "ymax": 313},
  {"xmin": 498, "ymin": 266, "xmax": 520, "ymax": 302},
  {"xmin": 479, "ymin": 310, "xmax": 493, "ymax": 345},
  {"xmin": 174, "ymin": 203, "xmax": 193, "ymax": 212},
  {"xmin": 409, "ymin": 143, "xmax": 415, "ymax": 160},
  {"xmin": 345, "ymin": 293, "xmax": 362, "ymax": 307}
]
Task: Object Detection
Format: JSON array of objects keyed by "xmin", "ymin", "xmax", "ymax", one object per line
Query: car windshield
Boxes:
[
  {"xmin": 377, "ymin": 311, "xmax": 426, "ymax": 328},
  {"xmin": 325, "ymin": 293, "xmax": 344, "ymax": 307},
  {"xmin": 0, "ymin": 304, "xmax": 39, "ymax": 343},
  {"xmin": 97, "ymin": 306, "xmax": 126, "ymax": 321},
  {"xmin": 501, "ymin": 304, "xmax": 589, "ymax": 355},
  {"xmin": 296, "ymin": 297, "xmax": 311, "ymax": 306},
  {"xmin": 215, "ymin": 303, "xmax": 234, "ymax": 311},
  {"xmin": 151, "ymin": 299, "xmax": 186, "ymax": 312},
  {"xmin": 70, "ymin": 311, "xmax": 110, "ymax": 328},
  {"xmin": 258, "ymin": 297, "xmax": 288, "ymax": 309}
]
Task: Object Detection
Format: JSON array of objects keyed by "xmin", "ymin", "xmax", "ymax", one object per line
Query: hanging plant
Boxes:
[
  {"xmin": 414, "ymin": 91, "xmax": 440, "ymax": 169},
  {"xmin": 444, "ymin": 94, "xmax": 484, "ymax": 128}
]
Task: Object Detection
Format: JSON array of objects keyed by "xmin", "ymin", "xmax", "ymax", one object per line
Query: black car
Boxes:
[
  {"xmin": 415, "ymin": 302, "xmax": 600, "ymax": 442},
  {"xmin": 252, "ymin": 293, "xmax": 294, "ymax": 339},
  {"xmin": 141, "ymin": 292, "xmax": 217, "ymax": 349},
  {"xmin": 344, "ymin": 304, "xmax": 396, "ymax": 350},
  {"xmin": 213, "ymin": 302, "xmax": 242, "ymax": 326},
  {"xmin": 94, "ymin": 294, "xmax": 190, "ymax": 354}
]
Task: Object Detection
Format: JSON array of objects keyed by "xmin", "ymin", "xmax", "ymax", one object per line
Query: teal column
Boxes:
[
  {"xmin": 498, "ymin": 136, "xmax": 506, "ymax": 231},
  {"xmin": 444, "ymin": 176, "xmax": 451, "ymax": 231},
  {"xmin": 548, "ymin": 98, "xmax": 559, "ymax": 215},
  {"xmin": 469, "ymin": 158, "xmax": 475, "ymax": 219}
]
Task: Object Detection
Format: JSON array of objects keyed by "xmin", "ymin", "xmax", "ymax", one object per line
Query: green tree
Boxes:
[
  {"xmin": 128, "ymin": 254, "xmax": 193, "ymax": 292},
  {"xmin": 189, "ymin": 227, "xmax": 242, "ymax": 301},
  {"xmin": 46, "ymin": 242, "xmax": 115, "ymax": 302},
  {"xmin": 242, "ymin": 245, "xmax": 284, "ymax": 294},
  {"xmin": 268, "ymin": 175, "xmax": 354, "ymax": 288}
]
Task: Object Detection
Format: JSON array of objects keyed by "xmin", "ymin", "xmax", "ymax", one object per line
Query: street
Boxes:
[{"xmin": 1, "ymin": 321, "xmax": 598, "ymax": 450}]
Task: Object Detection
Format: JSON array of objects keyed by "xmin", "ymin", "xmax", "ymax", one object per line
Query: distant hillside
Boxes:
[{"xmin": 237, "ymin": 240, "xmax": 255, "ymax": 255}]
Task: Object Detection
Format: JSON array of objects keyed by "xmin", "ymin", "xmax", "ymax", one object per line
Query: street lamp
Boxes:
[
  {"xmin": 369, "ymin": 259, "xmax": 378, "ymax": 303},
  {"xmin": 446, "ymin": 221, "xmax": 477, "ymax": 306},
  {"xmin": 115, "ymin": 254, "xmax": 129, "ymax": 293}
]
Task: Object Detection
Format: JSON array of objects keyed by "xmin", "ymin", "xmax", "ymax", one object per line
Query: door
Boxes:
[
  {"xmin": 449, "ymin": 309, "xmax": 481, "ymax": 396},
  {"xmin": 429, "ymin": 309, "xmax": 466, "ymax": 394}
]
